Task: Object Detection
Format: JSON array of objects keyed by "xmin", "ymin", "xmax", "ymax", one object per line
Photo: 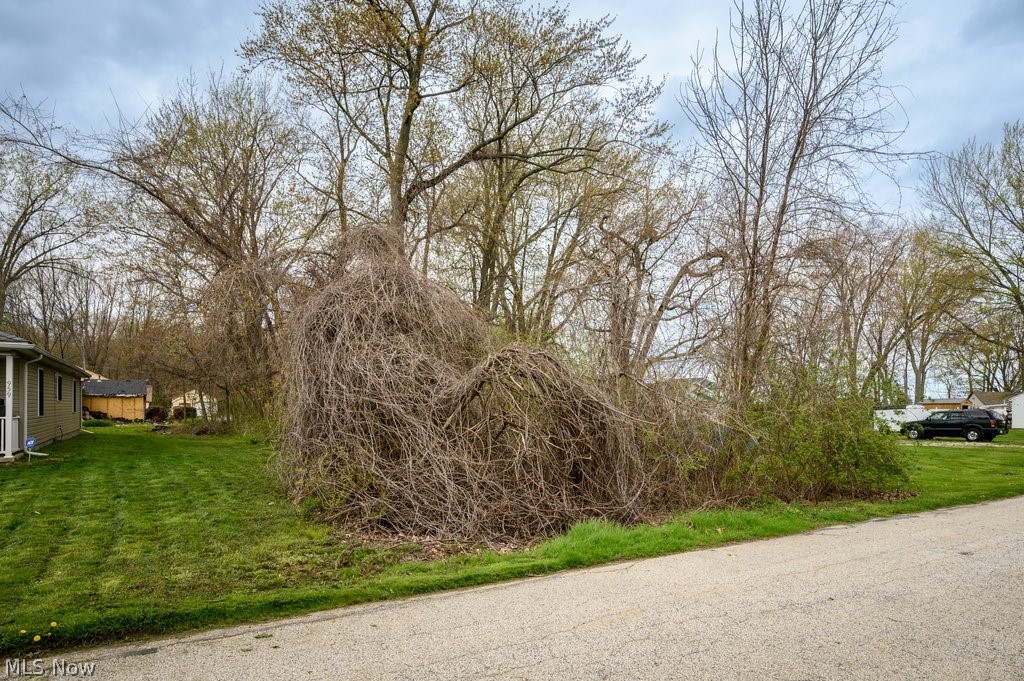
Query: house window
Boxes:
[
  {"xmin": 37, "ymin": 369, "xmax": 45, "ymax": 416},
  {"xmin": 57, "ymin": 374, "xmax": 63, "ymax": 402},
  {"xmin": 73, "ymin": 380, "xmax": 78, "ymax": 412}
]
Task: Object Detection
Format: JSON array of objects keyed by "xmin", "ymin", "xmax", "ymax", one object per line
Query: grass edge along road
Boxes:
[{"xmin": 1, "ymin": 426, "xmax": 1022, "ymax": 656}]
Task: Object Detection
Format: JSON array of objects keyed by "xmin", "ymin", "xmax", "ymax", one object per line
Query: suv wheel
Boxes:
[
  {"xmin": 907, "ymin": 427, "xmax": 921, "ymax": 440},
  {"xmin": 965, "ymin": 428, "xmax": 982, "ymax": 442}
]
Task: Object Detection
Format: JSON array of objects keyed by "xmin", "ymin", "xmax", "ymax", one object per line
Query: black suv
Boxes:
[{"xmin": 903, "ymin": 409, "xmax": 1008, "ymax": 442}]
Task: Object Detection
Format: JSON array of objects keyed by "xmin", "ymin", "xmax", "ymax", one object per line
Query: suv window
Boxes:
[{"xmin": 948, "ymin": 412, "xmax": 966, "ymax": 421}]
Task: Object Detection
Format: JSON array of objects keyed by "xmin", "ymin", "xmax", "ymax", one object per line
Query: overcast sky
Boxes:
[{"xmin": 2, "ymin": 0, "xmax": 1022, "ymax": 213}]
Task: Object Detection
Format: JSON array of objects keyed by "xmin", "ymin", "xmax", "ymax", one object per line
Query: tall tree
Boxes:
[
  {"xmin": 111, "ymin": 74, "xmax": 311, "ymax": 411},
  {"xmin": 924, "ymin": 121, "xmax": 1024, "ymax": 359},
  {"xmin": 243, "ymin": 0, "xmax": 658, "ymax": 247},
  {"xmin": 4, "ymin": 75, "xmax": 312, "ymax": 411},
  {"xmin": 798, "ymin": 220, "xmax": 905, "ymax": 397},
  {"xmin": 682, "ymin": 0, "xmax": 903, "ymax": 406},
  {"xmin": 0, "ymin": 139, "xmax": 94, "ymax": 322},
  {"xmin": 576, "ymin": 157, "xmax": 725, "ymax": 389},
  {"xmin": 895, "ymin": 229, "xmax": 966, "ymax": 402}
]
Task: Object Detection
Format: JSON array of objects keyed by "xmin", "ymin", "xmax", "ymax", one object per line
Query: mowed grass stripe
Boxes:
[{"xmin": 0, "ymin": 426, "xmax": 1022, "ymax": 655}]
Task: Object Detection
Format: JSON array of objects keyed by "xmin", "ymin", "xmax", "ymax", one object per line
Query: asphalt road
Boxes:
[{"xmin": 66, "ymin": 496, "xmax": 1024, "ymax": 680}]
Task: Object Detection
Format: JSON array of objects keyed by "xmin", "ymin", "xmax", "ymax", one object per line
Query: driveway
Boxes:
[{"xmin": 68, "ymin": 496, "xmax": 1024, "ymax": 680}]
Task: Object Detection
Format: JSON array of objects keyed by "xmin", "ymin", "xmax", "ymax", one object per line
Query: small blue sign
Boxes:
[{"xmin": 25, "ymin": 436, "xmax": 36, "ymax": 451}]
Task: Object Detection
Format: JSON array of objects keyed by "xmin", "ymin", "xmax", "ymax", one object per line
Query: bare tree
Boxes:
[
  {"xmin": 4, "ymin": 75, "xmax": 313, "ymax": 411},
  {"xmin": 683, "ymin": 0, "xmax": 903, "ymax": 406},
  {"xmin": 0, "ymin": 138, "xmax": 95, "ymax": 322},
  {"xmin": 109, "ymin": 74, "xmax": 312, "ymax": 411},
  {"xmin": 244, "ymin": 0, "xmax": 659, "ymax": 247},
  {"xmin": 891, "ymin": 228, "xmax": 968, "ymax": 402},
  {"xmin": 797, "ymin": 220, "xmax": 905, "ymax": 397},
  {"xmin": 936, "ymin": 316, "xmax": 1024, "ymax": 395},
  {"xmin": 573, "ymin": 157, "xmax": 726, "ymax": 391},
  {"xmin": 924, "ymin": 121, "xmax": 1024, "ymax": 358}
]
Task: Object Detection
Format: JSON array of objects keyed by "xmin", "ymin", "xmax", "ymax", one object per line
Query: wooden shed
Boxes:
[
  {"xmin": 918, "ymin": 397, "xmax": 969, "ymax": 411},
  {"xmin": 82, "ymin": 379, "xmax": 152, "ymax": 421}
]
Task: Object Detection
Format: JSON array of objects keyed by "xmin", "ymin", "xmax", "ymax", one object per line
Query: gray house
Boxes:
[{"xmin": 0, "ymin": 332, "xmax": 90, "ymax": 460}]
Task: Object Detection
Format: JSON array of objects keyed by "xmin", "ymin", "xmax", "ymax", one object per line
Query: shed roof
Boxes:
[{"xmin": 83, "ymin": 379, "xmax": 149, "ymax": 397}]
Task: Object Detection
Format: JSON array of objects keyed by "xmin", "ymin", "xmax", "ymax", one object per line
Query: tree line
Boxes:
[{"xmin": 1, "ymin": 0, "xmax": 1021, "ymax": 417}]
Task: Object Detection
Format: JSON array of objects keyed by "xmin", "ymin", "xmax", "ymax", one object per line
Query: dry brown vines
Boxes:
[{"xmin": 280, "ymin": 227, "xmax": 650, "ymax": 542}]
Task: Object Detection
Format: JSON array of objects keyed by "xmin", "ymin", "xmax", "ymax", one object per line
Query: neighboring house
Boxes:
[
  {"xmin": 919, "ymin": 398, "xmax": 969, "ymax": 411},
  {"xmin": 965, "ymin": 390, "xmax": 1012, "ymax": 416},
  {"xmin": 0, "ymin": 331, "xmax": 89, "ymax": 460},
  {"xmin": 82, "ymin": 379, "xmax": 152, "ymax": 421},
  {"xmin": 170, "ymin": 390, "xmax": 218, "ymax": 418},
  {"xmin": 1006, "ymin": 393, "xmax": 1024, "ymax": 429}
]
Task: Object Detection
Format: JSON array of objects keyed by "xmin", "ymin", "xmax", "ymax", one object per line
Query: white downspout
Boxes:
[
  {"xmin": 2, "ymin": 354, "xmax": 12, "ymax": 458},
  {"xmin": 24, "ymin": 353, "xmax": 43, "ymax": 452}
]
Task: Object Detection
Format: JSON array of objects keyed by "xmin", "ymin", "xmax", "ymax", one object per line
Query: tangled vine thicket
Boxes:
[
  {"xmin": 280, "ymin": 227, "xmax": 652, "ymax": 542},
  {"xmin": 279, "ymin": 227, "xmax": 904, "ymax": 542}
]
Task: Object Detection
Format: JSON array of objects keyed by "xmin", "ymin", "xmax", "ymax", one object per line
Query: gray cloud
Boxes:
[
  {"xmin": 960, "ymin": 0, "xmax": 1024, "ymax": 46},
  {"xmin": 1, "ymin": 0, "xmax": 1021, "ymax": 205},
  {"xmin": 0, "ymin": 0, "xmax": 256, "ymax": 131}
]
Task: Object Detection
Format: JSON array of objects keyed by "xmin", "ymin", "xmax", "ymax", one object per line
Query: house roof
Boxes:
[
  {"xmin": 83, "ymin": 379, "xmax": 149, "ymax": 397},
  {"xmin": 0, "ymin": 331, "xmax": 31, "ymax": 344},
  {"xmin": 920, "ymin": 398, "xmax": 965, "ymax": 404},
  {"xmin": 0, "ymin": 330, "xmax": 90, "ymax": 378},
  {"xmin": 969, "ymin": 391, "xmax": 1013, "ymax": 406}
]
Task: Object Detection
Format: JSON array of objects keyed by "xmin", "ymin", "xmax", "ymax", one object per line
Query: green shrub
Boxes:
[
  {"xmin": 82, "ymin": 419, "xmax": 114, "ymax": 428},
  {"xmin": 645, "ymin": 363, "xmax": 908, "ymax": 506},
  {"xmin": 735, "ymin": 367, "xmax": 908, "ymax": 501}
]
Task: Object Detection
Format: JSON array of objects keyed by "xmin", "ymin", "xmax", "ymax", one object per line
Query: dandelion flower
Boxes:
[
  {"xmin": 50, "ymin": 622, "xmax": 57, "ymax": 628},
  {"xmin": 33, "ymin": 635, "xmax": 41, "ymax": 642},
  {"xmin": 19, "ymin": 629, "xmax": 26, "ymax": 634}
]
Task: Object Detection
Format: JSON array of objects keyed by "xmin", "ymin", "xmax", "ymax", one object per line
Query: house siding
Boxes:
[
  {"xmin": 1010, "ymin": 394, "xmax": 1024, "ymax": 430},
  {"xmin": 25, "ymin": 360, "xmax": 81, "ymax": 448}
]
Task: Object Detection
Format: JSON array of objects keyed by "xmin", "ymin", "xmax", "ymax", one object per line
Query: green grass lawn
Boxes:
[
  {"xmin": 996, "ymin": 428, "xmax": 1024, "ymax": 445},
  {"xmin": 1, "ymin": 426, "xmax": 1022, "ymax": 655}
]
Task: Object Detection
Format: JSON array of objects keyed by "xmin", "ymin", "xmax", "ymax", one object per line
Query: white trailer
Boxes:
[{"xmin": 873, "ymin": 405, "xmax": 932, "ymax": 432}]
